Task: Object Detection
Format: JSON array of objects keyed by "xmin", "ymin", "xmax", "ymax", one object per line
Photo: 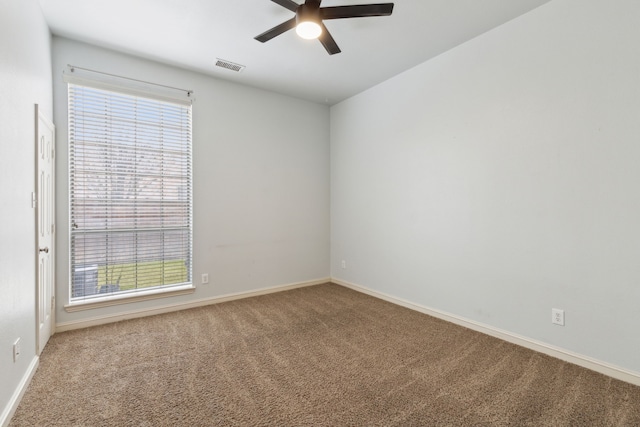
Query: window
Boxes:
[{"xmin": 66, "ymin": 68, "xmax": 193, "ymax": 306}]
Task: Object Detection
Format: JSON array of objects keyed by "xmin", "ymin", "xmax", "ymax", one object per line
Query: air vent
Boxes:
[{"xmin": 215, "ymin": 59, "xmax": 245, "ymax": 73}]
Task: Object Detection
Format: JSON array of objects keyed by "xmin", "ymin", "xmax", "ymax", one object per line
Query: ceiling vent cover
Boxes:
[{"xmin": 215, "ymin": 59, "xmax": 246, "ymax": 73}]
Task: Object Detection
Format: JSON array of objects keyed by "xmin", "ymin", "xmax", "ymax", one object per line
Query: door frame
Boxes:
[{"xmin": 35, "ymin": 103, "xmax": 55, "ymax": 355}]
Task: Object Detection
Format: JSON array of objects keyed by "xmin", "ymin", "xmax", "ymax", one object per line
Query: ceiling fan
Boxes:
[{"xmin": 255, "ymin": 0, "xmax": 395, "ymax": 55}]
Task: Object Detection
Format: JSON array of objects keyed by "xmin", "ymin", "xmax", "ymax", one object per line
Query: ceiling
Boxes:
[{"xmin": 38, "ymin": 0, "xmax": 551, "ymax": 105}]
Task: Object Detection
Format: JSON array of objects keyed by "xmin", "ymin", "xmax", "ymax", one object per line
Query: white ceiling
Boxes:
[{"xmin": 39, "ymin": 0, "xmax": 551, "ymax": 105}]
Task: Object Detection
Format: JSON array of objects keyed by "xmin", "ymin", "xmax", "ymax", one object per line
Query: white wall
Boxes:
[
  {"xmin": 52, "ymin": 38, "xmax": 330, "ymax": 326},
  {"xmin": 331, "ymin": 0, "xmax": 640, "ymax": 375},
  {"xmin": 0, "ymin": 0, "xmax": 53, "ymax": 423}
]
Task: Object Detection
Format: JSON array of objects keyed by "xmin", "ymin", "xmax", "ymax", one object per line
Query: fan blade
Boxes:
[
  {"xmin": 320, "ymin": 3, "xmax": 394, "ymax": 20},
  {"xmin": 318, "ymin": 23, "xmax": 341, "ymax": 55},
  {"xmin": 271, "ymin": 0, "xmax": 299, "ymax": 12},
  {"xmin": 304, "ymin": 0, "xmax": 322, "ymax": 7},
  {"xmin": 255, "ymin": 17, "xmax": 297, "ymax": 43}
]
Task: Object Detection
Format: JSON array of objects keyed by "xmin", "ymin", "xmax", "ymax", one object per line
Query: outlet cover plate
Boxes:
[
  {"xmin": 552, "ymin": 308, "xmax": 565, "ymax": 326},
  {"xmin": 13, "ymin": 338, "xmax": 21, "ymax": 362}
]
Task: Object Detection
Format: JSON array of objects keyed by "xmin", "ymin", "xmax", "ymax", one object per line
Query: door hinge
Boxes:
[
  {"xmin": 51, "ymin": 296, "xmax": 55, "ymax": 310},
  {"xmin": 51, "ymin": 224, "xmax": 55, "ymax": 234},
  {"xmin": 31, "ymin": 192, "xmax": 37, "ymax": 208}
]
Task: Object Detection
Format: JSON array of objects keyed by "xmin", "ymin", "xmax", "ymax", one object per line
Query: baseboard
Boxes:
[
  {"xmin": 56, "ymin": 277, "xmax": 330, "ymax": 333},
  {"xmin": 1, "ymin": 356, "xmax": 39, "ymax": 427},
  {"xmin": 332, "ymin": 278, "xmax": 640, "ymax": 387}
]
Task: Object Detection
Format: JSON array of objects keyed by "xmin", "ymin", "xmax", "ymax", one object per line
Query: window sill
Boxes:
[{"xmin": 64, "ymin": 284, "xmax": 195, "ymax": 312}]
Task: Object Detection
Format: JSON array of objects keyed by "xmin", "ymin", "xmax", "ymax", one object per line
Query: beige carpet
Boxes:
[{"xmin": 10, "ymin": 283, "xmax": 640, "ymax": 426}]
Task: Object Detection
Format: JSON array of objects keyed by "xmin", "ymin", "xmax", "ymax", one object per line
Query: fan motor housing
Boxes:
[{"xmin": 296, "ymin": 4, "xmax": 320, "ymax": 26}]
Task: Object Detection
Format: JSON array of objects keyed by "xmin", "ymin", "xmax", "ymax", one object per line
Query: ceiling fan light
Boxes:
[{"xmin": 296, "ymin": 21, "xmax": 322, "ymax": 40}]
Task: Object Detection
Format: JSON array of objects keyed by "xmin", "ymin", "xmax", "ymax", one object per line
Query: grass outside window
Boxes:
[{"xmin": 98, "ymin": 259, "xmax": 188, "ymax": 292}]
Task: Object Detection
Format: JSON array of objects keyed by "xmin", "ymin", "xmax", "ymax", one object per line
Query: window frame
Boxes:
[{"xmin": 63, "ymin": 67, "xmax": 195, "ymax": 311}]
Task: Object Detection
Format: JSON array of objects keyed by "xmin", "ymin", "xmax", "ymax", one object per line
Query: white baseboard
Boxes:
[
  {"xmin": 1, "ymin": 356, "xmax": 39, "ymax": 427},
  {"xmin": 332, "ymin": 278, "xmax": 640, "ymax": 387},
  {"xmin": 56, "ymin": 277, "xmax": 330, "ymax": 333}
]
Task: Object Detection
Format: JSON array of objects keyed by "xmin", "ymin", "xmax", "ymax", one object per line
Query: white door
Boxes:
[{"xmin": 36, "ymin": 104, "xmax": 55, "ymax": 355}]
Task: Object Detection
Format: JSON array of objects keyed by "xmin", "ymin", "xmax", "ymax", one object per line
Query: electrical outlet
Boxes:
[
  {"xmin": 552, "ymin": 308, "xmax": 565, "ymax": 326},
  {"xmin": 13, "ymin": 338, "xmax": 21, "ymax": 362},
  {"xmin": 341, "ymin": 260, "xmax": 346, "ymax": 269},
  {"xmin": 201, "ymin": 273, "xmax": 209, "ymax": 284}
]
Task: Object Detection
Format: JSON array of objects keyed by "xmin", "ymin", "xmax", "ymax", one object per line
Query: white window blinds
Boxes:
[{"xmin": 68, "ymin": 80, "xmax": 193, "ymax": 302}]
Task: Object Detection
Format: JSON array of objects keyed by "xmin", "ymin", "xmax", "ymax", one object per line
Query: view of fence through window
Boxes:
[{"xmin": 69, "ymin": 83, "xmax": 192, "ymax": 300}]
